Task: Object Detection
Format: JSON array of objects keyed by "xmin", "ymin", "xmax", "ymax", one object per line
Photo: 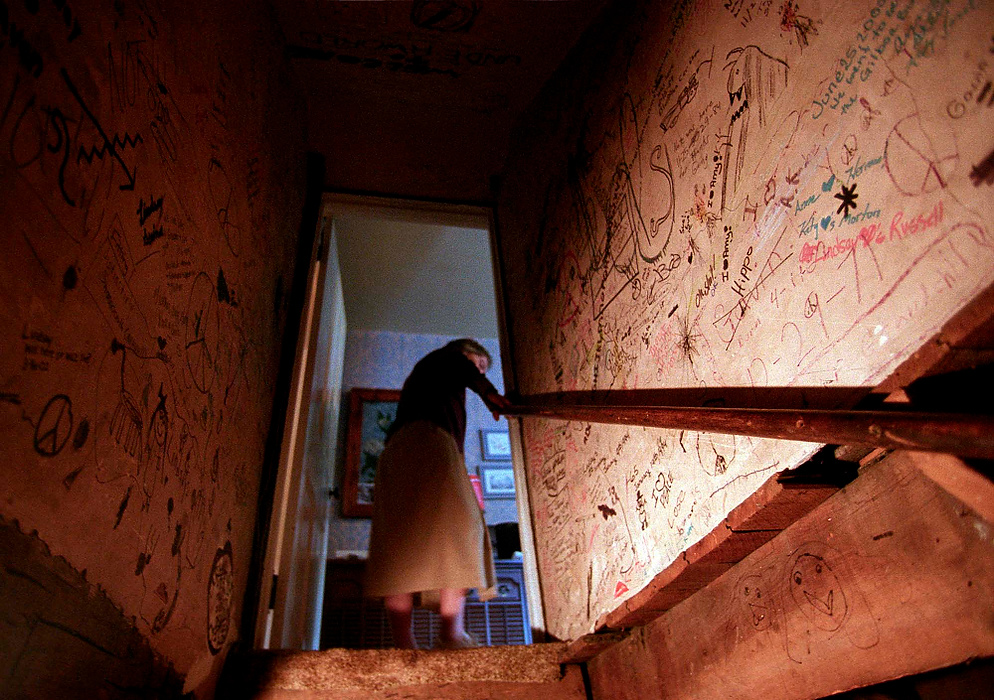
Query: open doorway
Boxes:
[{"xmin": 261, "ymin": 194, "xmax": 542, "ymax": 651}]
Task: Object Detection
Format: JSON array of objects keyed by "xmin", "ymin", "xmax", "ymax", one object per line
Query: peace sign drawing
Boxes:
[{"xmin": 34, "ymin": 394, "xmax": 74, "ymax": 457}]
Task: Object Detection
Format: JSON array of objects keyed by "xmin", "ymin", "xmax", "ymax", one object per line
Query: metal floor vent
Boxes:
[{"xmin": 321, "ymin": 560, "xmax": 531, "ymax": 649}]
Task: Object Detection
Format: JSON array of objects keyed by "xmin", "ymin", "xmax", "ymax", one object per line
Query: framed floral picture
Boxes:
[{"xmin": 341, "ymin": 387, "xmax": 401, "ymax": 517}]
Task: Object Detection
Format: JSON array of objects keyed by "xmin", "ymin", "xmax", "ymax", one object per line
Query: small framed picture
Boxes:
[
  {"xmin": 480, "ymin": 428, "xmax": 511, "ymax": 461},
  {"xmin": 480, "ymin": 463, "xmax": 516, "ymax": 499}
]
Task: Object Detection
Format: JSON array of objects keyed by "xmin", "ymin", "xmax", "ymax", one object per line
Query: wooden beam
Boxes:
[
  {"xmin": 586, "ymin": 452, "xmax": 994, "ymax": 700},
  {"xmin": 561, "ymin": 631, "xmax": 631, "ymax": 664},
  {"xmin": 504, "ymin": 401, "xmax": 994, "ymax": 459},
  {"xmin": 597, "ymin": 470, "xmax": 844, "ymax": 630}
]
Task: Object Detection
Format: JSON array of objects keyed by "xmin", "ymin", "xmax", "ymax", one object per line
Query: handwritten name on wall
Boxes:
[{"xmin": 498, "ymin": 0, "xmax": 994, "ymax": 640}]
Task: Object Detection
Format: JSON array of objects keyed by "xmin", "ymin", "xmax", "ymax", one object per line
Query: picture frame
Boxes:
[
  {"xmin": 341, "ymin": 387, "xmax": 401, "ymax": 518},
  {"xmin": 480, "ymin": 463, "xmax": 516, "ymax": 499},
  {"xmin": 480, "ymin": 428, "xmax": 511, "ymax": 461}
]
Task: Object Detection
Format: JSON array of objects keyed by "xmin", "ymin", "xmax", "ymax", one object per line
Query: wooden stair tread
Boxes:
[{"xmin": 232, "ymin": 643, "xmax": 571, "ymax": 693}]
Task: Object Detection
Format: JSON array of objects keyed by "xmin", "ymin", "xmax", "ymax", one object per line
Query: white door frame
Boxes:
[
  {"xmin": 320, "ymin": 192, "xmax": 546, "ymax": 640},
  {"xmin": 254, "ymin": 216, "xmax": 329, "ymax": 648}
]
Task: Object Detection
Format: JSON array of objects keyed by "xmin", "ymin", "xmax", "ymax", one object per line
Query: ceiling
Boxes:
[
  {"xmin": 332, "ymin": 209, "xmax": 499, "ymax": 338},
  {"xmin": 276, "ymin": 2, "xmax": 609, "ymax": 339},
  {"xmin": 272, "ymin": 0, "xmax": 611, "ymax": 202}
]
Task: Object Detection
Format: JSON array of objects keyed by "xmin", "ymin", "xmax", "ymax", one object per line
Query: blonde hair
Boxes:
[{"xmin": 447, "ymin": 338, "xmax": 492, "ymax": 365}]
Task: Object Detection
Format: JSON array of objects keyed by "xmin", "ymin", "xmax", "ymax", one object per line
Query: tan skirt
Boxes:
[{"xmin": 364, "ymin": 420, "xmax": 496, "ymax": 606}]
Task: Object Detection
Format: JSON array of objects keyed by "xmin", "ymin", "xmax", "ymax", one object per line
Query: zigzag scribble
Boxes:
[{"xmin": 76, "ymin": 132, "xmax": 144, "ymax": 165}]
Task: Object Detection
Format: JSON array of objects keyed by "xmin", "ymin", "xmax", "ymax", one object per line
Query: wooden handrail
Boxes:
[{"xmin": 502, "ymin": 396, "xmax": 994, "ymax": 459}]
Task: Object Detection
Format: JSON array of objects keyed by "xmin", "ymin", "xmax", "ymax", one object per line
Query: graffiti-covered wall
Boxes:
[
  {"xmin": 0, "ymin": 0, "xmax": 305, "ymax": 696},
  {"xmin": 497, "ymin": 0, "xmax": 994, "ymax": 640}
]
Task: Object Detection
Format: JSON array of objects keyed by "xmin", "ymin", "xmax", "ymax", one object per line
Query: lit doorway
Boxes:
[{"xmin": 257, "ymin": 195, "xmax": 542, "ymax": 651}]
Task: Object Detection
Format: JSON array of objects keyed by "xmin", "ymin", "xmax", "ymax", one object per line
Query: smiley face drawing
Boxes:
[
  {"xmin": 739, "ymin": 574, "xmax": 772, "ymax": 631},
  {"xmin": 789, "ymin": 553, "xmax": 847, "ymax": 631},
  {"xmin": 783, "ymin": 543, "xmax": 879, "ymax": 664}
]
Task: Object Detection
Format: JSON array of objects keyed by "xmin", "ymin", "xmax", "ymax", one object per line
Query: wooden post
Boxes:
[{"xmin": 586, "ymin": 451, "xmax": 994, "ymax": 700}]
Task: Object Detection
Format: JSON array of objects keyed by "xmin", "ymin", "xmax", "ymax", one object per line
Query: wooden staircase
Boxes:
[{"xmin": 220, "ymin": 643, "xmax": 588, "ymax": 700}]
